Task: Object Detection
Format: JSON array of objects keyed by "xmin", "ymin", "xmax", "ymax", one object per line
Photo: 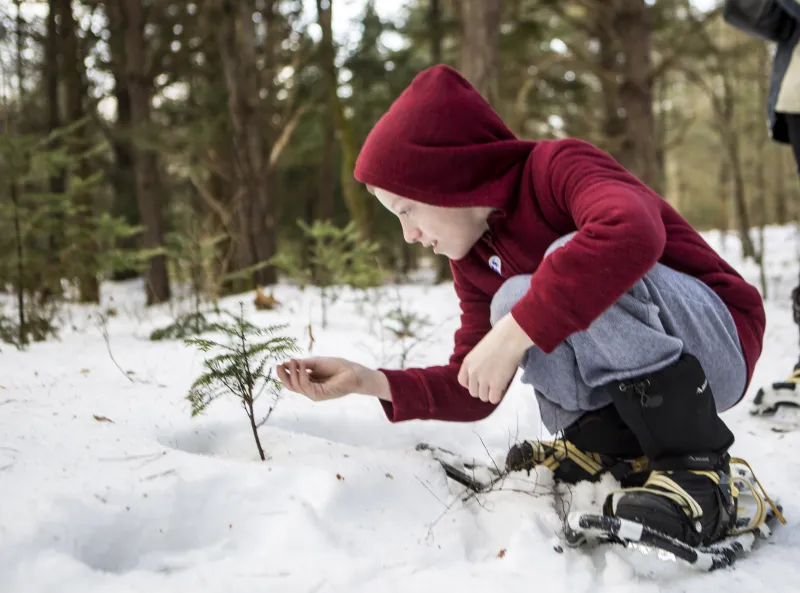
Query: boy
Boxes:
[{"xmin": 276, "ymin": 65, "xmax": 774, "ymax": 547}]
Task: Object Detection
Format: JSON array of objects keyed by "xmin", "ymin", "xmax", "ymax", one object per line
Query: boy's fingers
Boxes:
[
  {"xmin": 276, "ymin": 364, "xmax": 290, "ymax": 387},
  {"xmin": 468, "ymin": 374, "xmax": 479, "ymax": 399},
  {"xmin": 298, "ymin": 360, "xmax": 314, "ymax": 397},
  {"xmin": 479, "ymin": 380, "xmax": 490, "ymax": 403},
  {"xmin": 288, "ymin": 359, "xmax": 301, "ymax": 393},
  {"xmin": 457, "ymin": 362, "xmax": 468, "ymax": 389}
]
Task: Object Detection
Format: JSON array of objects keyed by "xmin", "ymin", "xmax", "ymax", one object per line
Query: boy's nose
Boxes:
[{"xmin": 402, "ymin": 224, "xmax": 421, "ymax": 244}]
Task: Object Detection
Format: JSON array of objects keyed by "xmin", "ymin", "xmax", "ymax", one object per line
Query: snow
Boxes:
[{"xmin": 2, "ymin": 224, "xmax": 800, "ymax": 592}]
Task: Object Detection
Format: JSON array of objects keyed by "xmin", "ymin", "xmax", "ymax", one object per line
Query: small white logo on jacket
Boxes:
[{"xmin": 488, "ymin": 255, "xmax": 502, "ymax": 276}]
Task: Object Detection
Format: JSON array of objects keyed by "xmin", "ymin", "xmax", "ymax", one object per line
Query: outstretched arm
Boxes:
[{"xmin": 277, "ymin": 264, "xmax": 501, "ymax": 422}]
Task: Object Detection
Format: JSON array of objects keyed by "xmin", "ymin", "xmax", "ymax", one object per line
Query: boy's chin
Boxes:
[
  {"xmin": 447, "ymin": 237, "xmax": 485, "ymax": 261},
  {"xmin": 444, "ymin": 246, "xmax": 470, "ymax": 261}
]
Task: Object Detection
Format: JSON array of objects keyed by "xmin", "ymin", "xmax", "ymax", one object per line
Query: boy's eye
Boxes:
[{"xmin": 398, "ymin": 210, "xmax": 409, "ymax": 217}]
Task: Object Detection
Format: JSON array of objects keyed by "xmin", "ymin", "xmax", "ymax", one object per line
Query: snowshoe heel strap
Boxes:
[{"xmin": 728, "ymin": 457, "xmax": 786, "ymax": 532}]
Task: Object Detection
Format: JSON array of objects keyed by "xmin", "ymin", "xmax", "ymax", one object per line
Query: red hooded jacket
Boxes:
[{"xmin": 353, "ymin": 65, "xmax": 766, "ymax": 423}]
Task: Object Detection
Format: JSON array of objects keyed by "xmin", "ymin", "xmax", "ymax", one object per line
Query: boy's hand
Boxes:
[
  {"xmin": 276, "ymin": 357, "xmax": 392, "ymax": 402},
  {"xmin": 277, "ymin": 357, "xmax": 362, "ymax": 401},
  {"xmin": 458, "ymin": 314, "xmax": 533, "ymax": 405}
]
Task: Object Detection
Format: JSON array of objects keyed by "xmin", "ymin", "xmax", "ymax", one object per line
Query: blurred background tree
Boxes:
[{"xmin": 0, "ymin": 0, "xmax": 794, "ymax": 315}]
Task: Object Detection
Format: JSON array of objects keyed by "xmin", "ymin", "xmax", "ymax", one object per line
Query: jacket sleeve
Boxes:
[
  {"xmin": 510, "ymin": 139, "xmax": 666, "ymax": 353},
  {"xmin": 377, "ymin": 262, "xmax": 499, "ymax": 422}
]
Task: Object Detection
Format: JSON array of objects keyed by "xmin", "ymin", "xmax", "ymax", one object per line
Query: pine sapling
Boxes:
[
  {"xmin": 383, "ymin": 288, "xmax": 435, "ymax": 369},
  {"xmin": 184, "ymin": 304, "xmax": 300, "ymax": 460},
  {"xmin": 270, "ymin": 220, "xmax": 382, "ymax": 328}
]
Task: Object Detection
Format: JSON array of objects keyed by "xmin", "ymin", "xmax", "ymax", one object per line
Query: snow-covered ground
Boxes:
[{"xmin": 2, "ymin": 225, "xmax": 800, "ymax": 593}]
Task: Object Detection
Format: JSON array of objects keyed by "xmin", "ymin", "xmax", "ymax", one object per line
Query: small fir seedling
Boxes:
[{"xmin": 184, "ymin": 303, "xmax": 300, "ymax": 460}]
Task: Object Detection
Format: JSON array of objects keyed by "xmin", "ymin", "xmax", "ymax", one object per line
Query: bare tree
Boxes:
[{"xmin": 681, "ymin": 19, "xmax": 757, "ymax": 259}]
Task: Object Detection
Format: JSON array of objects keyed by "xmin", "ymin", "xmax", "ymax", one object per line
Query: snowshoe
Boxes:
[
  {"xmin": 564, "ymin": 458, "xmax": 786, "ymax": 571},
  {"xmin": 416, "ymin": 442, "xmax": 502, "ymax": 493},
  {"xmin": 750, "ymin": 363, "xmax": 800, "ymax": 431}
]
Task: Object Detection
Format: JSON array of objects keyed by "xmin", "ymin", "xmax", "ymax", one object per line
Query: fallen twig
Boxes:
[
  {"xmin": 142, "ymin": 468, "xmax": 177, "ymax": 481},
  {"xmin": 98, "ymin": 451, "xmax": 166, "ymax": 463},
  {"xmin": 96, "ymin": 312, "xmax": 148, "ymax": 384}
]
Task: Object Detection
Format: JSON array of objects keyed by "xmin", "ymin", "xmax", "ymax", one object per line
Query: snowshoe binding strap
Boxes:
[
  {"xmin": 604, "ymin": 459, "xmax": 785, "ymax": 536},
  {"xmin": 603, "ymin": 470, "xmax": 713, "ymax": 521},
  {"xmin": 728, "ymin": 457, "xmax": 786, "ymax": 533},
  {"xmin": 530, "ymin": 440, "xmax": 605, "ymax": 475},
  {"xmin": 506, "ymin": 439, "xmax": 648, "ymax": 484}
]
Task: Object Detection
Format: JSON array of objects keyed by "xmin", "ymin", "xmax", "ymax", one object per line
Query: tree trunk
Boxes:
[
  {"xmin": 46, "ymin": 1, "xmax": 64, "ymax": 197},
  {"xmin": 15, "ymin": 0, "xmax": 24, "ymax": 101},
  {"xmin": 316, "ymin": 0, "xmax": 373, "ymax": 240},
  {"xmin": 458, "ymin": 0, "xmax": 500, "ymax": 107},
  {"xmin": 755, "ymin": 154, "xmax": 768, "ymax": 297},
  {"xmin": 11, "ymin": 182, "xmax": 27, "ymax": 348},
  {"xmin": 43, "ymin": 0, "xmax": 65, "ymax": 299},
  {"xmin": 57, "ymin": 0, "xmax": 99, "ymax": 303},
  {"xmin": 318, "ymin": 115, "xmax": 336, "ymax": 222},
  {"xmin": 430, "ymin": 0, "xmax": 443, "ymax": 64},
  {"xmin": 215, "ymin": 0, "xmax": 276, "ymax": 288},
  {"xmin": 727, "ymin": 129, "xmax": 755, "ymax": 259},
  {"xmin": 316, "ymin": 0, "xmax": 336, "ymax": 225},
  {"xmin": 597, "ymin": 12, "xmax": 625, "ymax": 158},
  {"xmin": 615, "ymin": 0, "xmax": 657, "ymax": 190},
  {"xmin": 119, "ymin": 0, "xmax": 171, "ymax": 304},
  {"xmin": 755, "ymin": 42, "xmax": 769, "ymax": 297},
  {"xmin": 431, "ymin": 0, "xmax": 451, "ymax": 284},
  {"xmin": 720, "ymin": 72, "xmax": 755, "ymax": 259},
  {"xmin": 717, "ymin": 158, "xmax": 731, "ymax": 252},
  {"xmin": 774, "ymin": 143, "xmax": 789, "ymax": 225},
  {"xmin": 106, "ymin": 1, "xmax": 141, "ymax": 282},
  {"xmin": 653, "ymin": 72, "xmax": 668, "ymax": 197}
]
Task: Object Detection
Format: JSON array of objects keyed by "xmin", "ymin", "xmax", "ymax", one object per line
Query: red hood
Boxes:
[{"xmin": 353, "ymin": 65, "xmax": 534, "ymax": 213}]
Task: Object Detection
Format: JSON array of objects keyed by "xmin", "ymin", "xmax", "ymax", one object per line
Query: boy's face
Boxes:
[{"xmin": 372, "ymin": 187, "xmax": 489, "ymax": 260}]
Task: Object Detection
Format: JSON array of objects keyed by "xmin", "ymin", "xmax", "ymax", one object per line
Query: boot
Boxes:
[
  {"xmin": 601, "ymin": 353, "xmax": 738, "ymax": 546},
  {"xmin": 505, "ymin": 405, "xmax": 650, "ymax": 487}
]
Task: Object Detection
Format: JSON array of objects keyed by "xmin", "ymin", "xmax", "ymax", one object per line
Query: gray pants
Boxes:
[{"xmin": 490, "ymin": 233, "xmax": 747, "ymax": 434}]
